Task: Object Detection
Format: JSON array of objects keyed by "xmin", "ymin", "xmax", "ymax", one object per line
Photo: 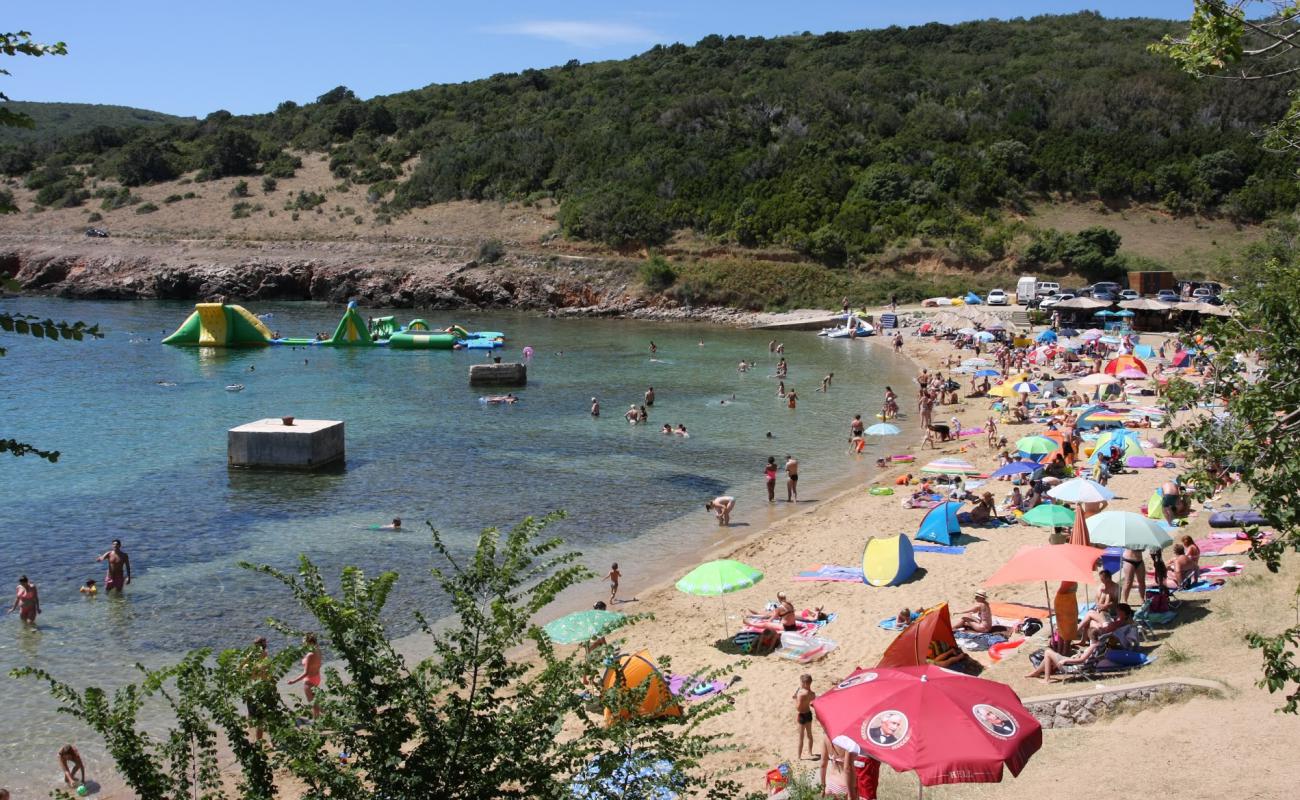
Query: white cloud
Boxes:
[{"xmin": 491, "ymin": 20, "xmax": 658, "ymax": 48}]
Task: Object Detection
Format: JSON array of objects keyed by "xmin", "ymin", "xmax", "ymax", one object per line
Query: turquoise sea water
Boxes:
[{"xmin": 0, "ymin": 298, "xmax": 914, "ymax": 794}]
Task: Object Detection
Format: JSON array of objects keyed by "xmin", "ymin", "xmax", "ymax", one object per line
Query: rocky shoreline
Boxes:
[{"xmin": 0, "ymin": 236, "xmax": 759, "ymax": 325}]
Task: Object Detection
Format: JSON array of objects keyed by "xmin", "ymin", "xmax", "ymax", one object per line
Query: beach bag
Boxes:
[
  {"xmin": 1028, "ymin": 647, "xmax": 1045, "ymax": 668},
  {"xmin": 1017, "ymin": 617, "xmax": 1043, "ymax": 637}
]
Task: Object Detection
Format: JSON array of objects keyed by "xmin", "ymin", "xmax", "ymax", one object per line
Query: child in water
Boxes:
[{"xmin": 80, "ymin": 579, "xmax": 97, "ymax": 596}]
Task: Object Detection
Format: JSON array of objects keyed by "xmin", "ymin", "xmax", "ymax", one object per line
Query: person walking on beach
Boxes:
[
  {"xmin": 785, "ymin": 455, "xmax": 800, "ymax": 502},
  {"xmin": 705, "ymin": 496, "xmax": 735, "ymax": 526},
  {"xmin": 765, "ymin": 456, "xmax": 778, "ymax": 503},
  {"xmin": 97, "ymin": 539, "xmax": 131, "ymax": 591},
  {"xmin": 605, "ymin": 563, "xmax": 621, "ymax": 604},
  {"xmin": 893, "ymin": 333, "xmax": 903, "ymax": 354},
  {"xmin": 287, "ymin": 633, "xmax": 322, "ymax": 719},
  {"xmin": 645, "ymin": 386, "xmax": 655, "ymax": 407},
  {"xmin": 794, "ymin": 674, "xmax": 817, "ymax": 761},
  {"xmin": 8, "ymin": 576, "xmax": 39, "ymax": 627}
]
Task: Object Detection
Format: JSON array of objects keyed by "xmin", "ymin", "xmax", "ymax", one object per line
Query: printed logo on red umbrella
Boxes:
[
  {"xmin": 835, "ymin": 672, "xmax": 878, "ymax": 691},
  {"xmin": 972, "ymin": 704, "xmax": 1018, "ymax": 738},
  {"xmin": 862, "ymin": 710, "xmax": 909, "ymax": 749}
]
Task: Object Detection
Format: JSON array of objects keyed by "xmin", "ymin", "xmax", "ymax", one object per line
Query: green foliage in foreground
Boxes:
[
  {"xmin": 15, "ymin": 514, "xmax": 756, "ymax": 799},
  {"xmin": 1162, "ymin": 227, "xmax": 1300, "ymax": 712},
  {"xmin": 6, "ymin": 14, "xmax": 1300, "ymax": 258}
]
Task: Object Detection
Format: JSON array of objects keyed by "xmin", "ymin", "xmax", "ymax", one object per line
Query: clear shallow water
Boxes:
[{"xmin": 0, "ymin": 298, "xmax": 913, "ymax": 793}]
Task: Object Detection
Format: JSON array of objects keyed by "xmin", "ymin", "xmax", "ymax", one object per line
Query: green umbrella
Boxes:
[
  {"xmin": 1022, "ymin": 503, "xmax": 1076, "ymax": 528},
  {"xmin": 543, "ymin": 610, "xmax": 627, "ymax": 645},
  {"xmin": 676, "ymin": 559, "xmax": 764, "ymax": 596},
  {"xmin": 1016, "ymin": 436, "xmax": 1057, "ymax": 455},
  {"xmin": 1084, "ymin": 510, "xmax": 1174, "ymax": 550},
  {"xmin": 676, "ymin": 559, "xmax": 763, "ymax": 638}
]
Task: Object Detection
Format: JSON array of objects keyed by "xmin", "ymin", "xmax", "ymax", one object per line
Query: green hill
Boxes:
[
  {"xmin": 0, "ymin": 101, "xmax": 192, "ymax": 145},
  {"xmin": 7, "ymin": 13, "xmax": 1296, "ymax": 272}
]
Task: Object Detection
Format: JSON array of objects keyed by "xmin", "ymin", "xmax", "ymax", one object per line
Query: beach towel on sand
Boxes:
[
  {"xmin": 954, "ymin": 631, "xmax": 1008, "ymax": 651},
  {"xmin": 879, "ymin": 611, "xmax": 921, "ymax": 630},
  {"xmin": 913, "ymin": 544, "xmax": 967, "ymax": 555},
  {"xmin": 668, "ymin": 674, "xmax": 727, "ymax": 700},
  {"xmin": 794, "ymin": 565, "xmax": 864, "ymax": 582}
]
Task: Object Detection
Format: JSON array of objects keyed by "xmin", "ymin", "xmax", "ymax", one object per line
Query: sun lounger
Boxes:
[{"xmin": 777, "ymin": 632, "xmax": 838, "ymax": 663}]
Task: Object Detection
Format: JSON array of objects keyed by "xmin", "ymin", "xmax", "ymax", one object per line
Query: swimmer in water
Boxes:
[
  {"xmin": 661, "ymin": 423, "xmax": 672, "ymax": 434},
  {"xmin": 777, "ymin": 381, "xmax": 786, "ymax": 398},
  {"xmin": 675, "ymin": 424, "xmax": 689, "ymax": 437},
  {"xmin": 590, "ymin": 397, "xmax": 600, "ymax": 417},
  {"xmin": 649, "ymin": 341, "xmax": 657, "ymax": 354},
  {"xmin": 80, "ymin": 579, "xmax": 97, "ymax": 596},
  {"xmin": 378, "ymin": 518, "xmax": 402, "ymax": 530}
]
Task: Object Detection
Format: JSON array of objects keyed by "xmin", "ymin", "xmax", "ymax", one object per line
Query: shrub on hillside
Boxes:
[
  {"xmin": 229, "ymin": 180, "xmax": 250, "ymax": 198},
  {"xmin": 558, "ymin": 186, "xmax": 672, "ymax": 248},
  {"xmin": 135, "ymin": 202, "xmax": 158, "ymax": 214},
  {"xmin": 261, "ymin": 176, "xmax": 277, "ymax": 193},
  {"xmin": 231, "ymin": 201, "xmax": 253, "ymax": 219},
  {"xmin": 115, "ymin": 140, "xmax": 177, "ymax": 186},
  {"xmin": 640, "ymin": 255, "xmax": 678, "ymax": 290},
  {"xmin": 478, "ymin": 238, "xmax": 505, "ymax": 263}
]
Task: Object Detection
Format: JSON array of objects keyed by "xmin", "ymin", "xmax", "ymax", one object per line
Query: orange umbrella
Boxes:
[
  {"xmin": 1103, "ymin": 355, "xmax": 1148, "ymax": 375},
  {"xmin": 1058, "ymin": 512, "xmax": 1092, "ymax": 641},
  {"xmin": 984, "ymin": 545, "xmax": 1101, "ymax": 587},
  {"xmin": 1068, "ymin": 509, "xmax": 1091, "ymax": 546}
]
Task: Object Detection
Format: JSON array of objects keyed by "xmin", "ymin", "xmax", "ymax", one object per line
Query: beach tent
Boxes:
[
  {"xmin": 1087, "ymin": 429, "xmax": 1145, "ymax": 463},
  {"xmin": 877, "ymin": 603, "xmax": 960, "ymax": 668},
  {"xmin": 1145, "ymin": 487, "xmax": 1165, "ymax": 520},
  {"xmin": 917, "ymin": 501, "xmax": 962, "ymax": 546},
  {"xmin": 1133, "ymin": 344, "xmax": 1156, "ymax": 359},
  {"xmin": 602, "ymin": 651, "xmax": 682, "ymax": 724},
  {"xmin": 862, "ymin": 534, "xmax": 917, "ymax": 587},
  {"xmin": 964, "ymin": 291, "xmax": 983, "ymax": 305}
]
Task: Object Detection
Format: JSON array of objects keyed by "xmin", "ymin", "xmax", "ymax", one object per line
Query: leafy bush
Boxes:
[
  {"xmin": 261, "ymin": 176, "xmax": 277, "ymax": 193},
  {"xmin": 231, "ymin": 201, "xmax": 253, "ymax": 219},
  {"xmin": 286, "ymin": 190, "xmax": 326, "ymax": 211},
  {"xmin": 229, "ymin": 179, "xmax": 250, "ymax": 198},
  {"xmin": 640, "ymin": 254, "xmax": 678, "ymax": 290},
  {"xmin": 135, "ymin": 202, "xmax": 158, "ymax": 214},
  {"xmin": 163, "ymin": 194, "xmax": 183, "ymax": 203},
  {"xmin": 99, "ymin": 187, "xmax": 140, "ymax": 211},
  {"xmin": 86, "ymin": 211, "xmax": 102, "ymax": 222},
  {"xmin": 478, "ymin": 238, "xmax": 505, "ymax": 263},
  {"xmin": 115, "ymin": 139, "xmax": 176, "ymax": 186},
  {"xmin": 203, "ymin": 127, "xmax": 259, "ymax": 178}
]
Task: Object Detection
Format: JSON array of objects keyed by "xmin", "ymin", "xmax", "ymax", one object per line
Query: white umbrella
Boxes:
[
  {"xmin": 1076, "ymin": 373, "xmax": 1119, "ymax": 387},
  {"xmin": 1085, "ymin": 511, "xmax": 1174, "ymax": 550},
  {"xmin": 1047, "ymin": 478, "xmax": 1116, "ymax": 504}
]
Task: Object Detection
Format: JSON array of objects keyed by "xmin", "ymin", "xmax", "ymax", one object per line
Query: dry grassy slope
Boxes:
[{"xmin": 0, "ymin": 156, "xmax": 1266, "ymax": 281}]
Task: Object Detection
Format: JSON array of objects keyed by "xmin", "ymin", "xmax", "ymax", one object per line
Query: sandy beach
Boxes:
[{"xmin": 580, "ymin": 308, "xmax": 1300, "ymax": 799}]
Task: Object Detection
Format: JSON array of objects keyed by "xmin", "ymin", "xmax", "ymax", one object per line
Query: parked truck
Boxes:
[
  {"xmin": 1129, "ymin": 271, "xmax": 1175, "ymax": 296},
  {"xmin": 1016, "ymin": 275, "xmax": 1037, "ymax": 305}
]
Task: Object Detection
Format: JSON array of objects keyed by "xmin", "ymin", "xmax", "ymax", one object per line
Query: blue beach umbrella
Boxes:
[
  {"xmin": 990, "ymin": 460, "xmax": 1040, "ymax": 479},
  {"xmin": 1094, "ymin": 310, "xmax": 1114, "ymax": 317},
  {"xmin": 974, "ymin": 369, "xmax": 1000, "ymax": 377},
  {"xmin": 1113, "ymin": 310, "xmax": 1135, "ymax": 317},
  {"xmin": 866, "ymin": 423, "xmax": 901, "ymax": 436},
  {"xmin": 1036, "ymin": 330, "xmax": 1058, "ymax": 343}
]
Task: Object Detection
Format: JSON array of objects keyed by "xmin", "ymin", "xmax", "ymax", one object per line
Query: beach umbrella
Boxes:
[
  {"xmin": 990, "ymin": 461, "xmax": 1040, "ymax": 479},
  {"xmin": 1059, "ymin": 327, "xmax": 1079, "ymax": 337},
  {"xmin": 1012, "ymin": 381, "xmax": 1039, "ymax": 394},
  {"xmin": 676, "ymin": 559, "xmax": 763, "ymax": 638},
  {"xmin": 920, "ymin": 457, "xmax": 980, "ymax": 475},
  {"xmin": 1104, "ymin": 355, "xmax": 1149, "ymax": 375},
  {"xmin": 1171, "ymin": 350, "xmax": 1191, "ymax": 367},
  {"xmin": 1076, "ymin": 373, "xmax": 1118, "ymax": 387},
  {"xmin": 1035, "ymin": 330, "xmax": 1057, "ymax": 343},
  {"xmin": 1085, "ymin": 510, "xmax": 1174, "ymax": 550},
  {"xmin": 1113, "ymin": 309, "xmax": 1135, "ymax": 317},
  {"xmin": 985, "ymin": 544, "xmax": 1102, "ymax": 587},
  {"xmin": 1021, "ymin": 503, "xmax": 1076, "ymax": 528},
  {"xmin": 543, "ymin": 610, "xmax": 628, "ymax": 645},
  {"xmin": 866, "ymin": 423, "xmax": 901, "ymax": 436},
  {"xmin": 974, "ymin": 368, "xmax": 1000, "ymax": 377},
  {"xmin": 988, "ymin": 382, "xmax": 1020, "ymax": 398},
  {"xmin": 1115, "ymin": 367, "xmax": 1148, "ymax": 380},
  {"xmin": 1080, "ymin": 329, "xmax": 1104, "ymax": 341},
  {"xmin": 1046, "ymin": 477, "xmax": 1115, "ymax": 504},
  {"xmin": 962, "ymin": 358, "xmax": 993, "ymax": 367},
  {"xmin": 1015, "ymin": 435, "xmax": 1056, "ymax": 456},
  {"xmin": 1093, "ymin": 310, "xmax": 1114, "ymax": 317},
  {"xmin": 975, "ymin": 331, "xmax": 996, "ymax": 342},
  {"xmin": 986, "ymin": 322, "xmax": 1007, "ymax": 331},
  {"xmin": 812, "ymin": 665, "xmax": 1041, "ymax": 795},
  {"xmin": 958, "ymin": 327, "xmax": 979, "ymax": 336}
]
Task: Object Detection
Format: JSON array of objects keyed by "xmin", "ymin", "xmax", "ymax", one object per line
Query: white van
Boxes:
[{"xmin": 1016, "ymin": 276, "xmax": 1037, "ymax": 305}]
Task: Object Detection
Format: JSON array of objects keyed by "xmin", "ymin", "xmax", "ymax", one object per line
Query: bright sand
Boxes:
[
  {"xmin": 106, "ymin": 308, "xmax": 1300, "ymax": 799},
  {"xmin": 578, "ymin": 313, "xmax": 1300, "ymax": 799}
]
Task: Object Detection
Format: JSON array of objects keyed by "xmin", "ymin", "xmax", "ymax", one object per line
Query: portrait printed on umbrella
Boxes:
[
  {"xmin": 972, "ymin": 704, "xmax": 1018, "ymax": 739},
  {"xmin": 863, "ymin": 710, "xmax": 910, "ymax": 749},
  {"xmin": 834, "ymin": 671, "xmax": 878, "ymax": 691}
]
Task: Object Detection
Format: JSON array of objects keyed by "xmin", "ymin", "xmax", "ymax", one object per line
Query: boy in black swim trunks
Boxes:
[{"xmin": 794, "ymin": 674, "xmax": 816, "ymax": 760}]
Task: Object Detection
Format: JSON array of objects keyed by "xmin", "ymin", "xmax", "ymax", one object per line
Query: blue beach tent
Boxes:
[{"xmin": 916, "ymin": 501, "xmax": 962, "ymax": 546}]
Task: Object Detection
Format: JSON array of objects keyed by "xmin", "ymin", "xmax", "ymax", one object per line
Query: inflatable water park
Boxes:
[{"xmin": 161, "ymin": 301, "xmax": 505, "ymax": 350}]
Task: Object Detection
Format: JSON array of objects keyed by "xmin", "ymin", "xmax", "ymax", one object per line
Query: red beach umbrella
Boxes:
[
  {"xmin": 1103, "ymin": 355, "xmax": 1148, "ymax": 375},
  {"xmin": 812, "ymin": 665, "xmax": 1042, "ymax": 793}
]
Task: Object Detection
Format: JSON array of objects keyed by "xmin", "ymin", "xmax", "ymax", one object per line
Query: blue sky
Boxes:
[{"xmin": 9, "ymin": 1, "xmax": 1192, "ymax": 117}]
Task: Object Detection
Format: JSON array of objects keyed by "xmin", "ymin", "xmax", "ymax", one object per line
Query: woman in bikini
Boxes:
[
  {"xmin": 1120, "ymin": 547, "xmax": 1146, "ymax": 604},
  {"xmin": 9, "ymin": 576, "xmax": 39, "ymax": 627},
  {"xmin": 287, "ymin": 633, "xmax": 323, "ymax": 719}
]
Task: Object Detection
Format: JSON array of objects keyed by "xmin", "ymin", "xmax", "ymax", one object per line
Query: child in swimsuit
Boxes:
[{"xmin": 287, "ymin": 633, "xmax": 323, "ymax": 719}]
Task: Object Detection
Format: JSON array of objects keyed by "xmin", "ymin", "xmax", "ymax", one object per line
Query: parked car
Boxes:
[
  {"xmin": 986, "ymin": 289, "xmax": 1009, "ymax": 306},
  {"xmin": 1040, "ymin": 293, "xmax": 1075, "ymax": 309},
  {"xmin": 1119, "ymin": 289, "xmax": 1139, "ymax": 301},
  {"xmin": 1036, "ymin": 281, "xmax": 1061, "ymax": 297},
  {"xmin": 85, "ymin": 227, "xmax": 109, "ymax": 238},
  {"xmin": 1156, "ymin": 289, "xmax": 1179, "ymax": 302},
  {"xmin": 1090, "ymin": 281, "xmax": 1122, "ymax": 297},
  {"xmin": 1192, "ymin": 287, "xmax": 1217, "ymax": 300},
  {"xmin": 1200, "ymin": 294, "xmax": 1225, "ymax": 306},
  {"xmin": 1092, "ymin": 290, "xmax": 1118, "ymax": 302}
]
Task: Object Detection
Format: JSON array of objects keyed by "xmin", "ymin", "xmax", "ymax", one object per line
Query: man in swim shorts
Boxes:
[
  {"xmin": 97, "ymin": 539, "xmax": 131, "ymax": 591},
  {"xmin": 793, "ymin": 674, "xmax": 816, "ymax": 761},
  {"xmin": 645, "ymin": 386, "xmax": 655, "ymax": 406},
  {"xmin": 785, "ymin": 455, "xmax": 799, "ymax": 502}
]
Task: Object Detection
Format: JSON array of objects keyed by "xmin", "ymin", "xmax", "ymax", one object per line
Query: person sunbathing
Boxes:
[
  {"xmin": 747, "ymin": 592, "xmax": 799, "ymax": 632},
  {"xmin": 968, "ymin": 492, "xmax": 997, "ymax": 525},
  {"xmin": 1025, "ymin": 639, "xmax": 1105, "ymax": 682},
  {"xmin": 1077, "ymin": 603, "xmax": 1133, "ymax": 646},
  {"xmin": 953, "ymin": 591, "xmax": 993, "ymax": 633},
  {"xmin": 894, "ymin": 608, "xmax": 913, "ymax": 630},
  {"xmin": 1180, "ymin": 535, "xmax": 1201, "ymax": 575},
  {"xmin": 1165, "ymin": 543, "xmax": 1194, "ymax": 589}
]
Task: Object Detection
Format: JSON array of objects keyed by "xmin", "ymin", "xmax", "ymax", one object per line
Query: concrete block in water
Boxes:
[
  {"xmin": 469, "ymin": 362, "xmax": 527, "ymax": 386},
  {"xmin": 228, "ymin": 418, "xmax": 345, "ymax": 470}
]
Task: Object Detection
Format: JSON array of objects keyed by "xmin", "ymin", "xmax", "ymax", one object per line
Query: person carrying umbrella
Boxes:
[{"xmin": 818, "ymin": 735, "xmax": 880, "ymax": 799}]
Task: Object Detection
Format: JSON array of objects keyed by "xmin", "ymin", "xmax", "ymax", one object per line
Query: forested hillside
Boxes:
[
  {"xmin": 0, "ymin": 101, "xmax": 191, "ymax": 145},
  {"xmin": 4, "ymin": 13, "xmax": 1296, "ymax": 270}
]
